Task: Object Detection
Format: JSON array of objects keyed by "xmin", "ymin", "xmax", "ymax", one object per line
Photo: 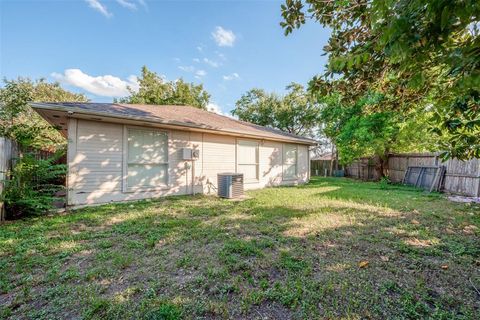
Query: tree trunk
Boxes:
[
  {"xmin": 335, "ymin": 148, "xmax": 339, "ymax": 170},
  {"xmin": 375, "ymin": 152, "xmax": 390, "ymax": 179},
  {"xmin": 329, "ymin": 144, "xmax": 335, "ymax": 176}
]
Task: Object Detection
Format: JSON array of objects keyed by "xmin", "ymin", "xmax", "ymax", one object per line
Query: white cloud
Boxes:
[
  {"xmin": 196, "ymin": 45, "xmax": 204, "ymax": 52},
  {"xmin": 223, "ymin": 73, "xmax": 240, "ymax": 81},
  {"xmin": 195, "ymin": 70, "xmax": 207, "ymax": 79},
  {"xmin": 178, "ymin": 65, "xmax": 207, "ymax": 79},
  {"xmin": 207, "ymin": 102, "xmax": 224, "ymax": 115},
  {"xmin": 51, "ymin": 69, "xmax": 139, "ymax": 97},
  {"xmin": 212, "ymin": 26, "xmax": 236, "ymax": 47},
  {"xmin": 203, "ymin": 58, "xmax": 220, "ymax": 68},
  {"xmin": 137, "ymin": 0, "xmax": 148, "ymax": 9},
  {"xmin": 116, "ymin": 0, "xmax": 137, "ymax": 10},
  {"xmin": 85, "ymin": 0, "xmax": 112, "ymax": 18},
  {"xmin": 193, "ymin": 58, "xmax": 200, "ymax": 63},
  {"xmin": 178, "ymin": 65, "xmax": 195, "ymax": 72},
  {"xmin": 215, "ymin": 51, "xmax": 227, "ymax": 61}
]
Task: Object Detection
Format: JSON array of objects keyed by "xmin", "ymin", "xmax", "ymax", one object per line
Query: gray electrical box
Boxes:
[
  {"xmin": 217, "ymin": 173, "xmax": 244, "ymax": 199},
  {"xmin": 182, "ymin": 148, "xmax": 198, "ymax": 160}
]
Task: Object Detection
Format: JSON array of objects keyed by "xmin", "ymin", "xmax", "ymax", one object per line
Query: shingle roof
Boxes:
[
  {"xmin": 311, "ymin": 153, "xmax": 334, "ymax": 161},
  {"xmin": 30, "ymin": 103, "xmax": 317, "ymax": 145}
]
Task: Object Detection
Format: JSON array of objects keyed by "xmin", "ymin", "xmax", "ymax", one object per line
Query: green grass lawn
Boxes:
[{"xmin": 1, "ymin": 177, "xmax": 479, "ymax": 319}]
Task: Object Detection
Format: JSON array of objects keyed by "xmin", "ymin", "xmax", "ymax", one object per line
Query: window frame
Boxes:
[
  {"xmin": 236, "ymin": 138, "xmax": 260, "ymax": 183},
  {"xmin": 122, "ymin": 125, "xmax": 170, "ymax": 193},
  {"xmin": 282, "ymin": 143, "xmax": 298, "ymax": 181}
]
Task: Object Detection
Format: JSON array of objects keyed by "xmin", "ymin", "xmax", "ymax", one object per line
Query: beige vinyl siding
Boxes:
[
  {"xmin": 199, "ymin": 134, "xmax": 236, "ymax": 193},
  {"xmin": 70, "ymin": 120, "xmax": 123, "ymax": 194},
  {"xmin": 236, "ymin": 139, "xmax": 259, "ymax": 183},
  {"xmin": 67, "ymin": 119, "xmax": 310, "ymax": 206},
  {"xmin": 259, "ymin": 141, "xmax": 283, "ymax": 187},
  {"xmin": 282, "ymin": 144, "xmax": 298, "ymax": 180},
  {"xmin": 297, "ymin": 145, "xmax": 309, "ymax": 183}
]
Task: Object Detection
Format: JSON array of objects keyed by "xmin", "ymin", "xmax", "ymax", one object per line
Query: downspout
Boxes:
[
  {"xmin": 185, "ymin": 161, "xmax": 189, "ymax": 194},
  {"xmin": 192, "ymin": 158, "xmax": 196, "ymax": 195},
  {"xmin": 307, "ymin": 146, "xmax": 311, "ymax": 182}
]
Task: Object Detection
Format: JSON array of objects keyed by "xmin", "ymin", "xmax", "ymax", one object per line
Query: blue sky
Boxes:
[{"xmin": 0, "ymin": 0, "xmax": 329, "ymax": 114}]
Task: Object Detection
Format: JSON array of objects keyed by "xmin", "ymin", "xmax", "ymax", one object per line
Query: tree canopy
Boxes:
[
  {"xmin": 319, "ymin": 92, "xmax": 435, "ymax": 175},
  {"xmin": 0, "ymin": 78, "xmax": 88, "ymax": 150},
  {"xmin": 281, "ymin": 0, "xmax": 480, "ymax": 159},
  {"xmin": 233, "ymin": 83, "xmax": 321, "ymax": 137},
  {"xmin": 119, "ymin": 66, "xmax": 210, "ymax": 109}
]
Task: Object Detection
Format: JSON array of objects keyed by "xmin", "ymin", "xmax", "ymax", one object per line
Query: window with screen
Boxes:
[
  {"xmin": 237, "ymin": 139, "xmax": 259, "ymax": 182},
  {"xmin": 283, "ymin": 144, "xmax": 297, "ymax": 180},
  {"xmin": 125, "ymin": 128, "xmax": 168, "ymax": 190}
]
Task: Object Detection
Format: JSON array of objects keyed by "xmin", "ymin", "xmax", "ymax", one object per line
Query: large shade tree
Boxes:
[
  {"xmin": 0, "ymin": 78, "xmax": 88, "ymax": 150},
  {"xmin": 319, "ymin": 91, "xmax": 435, "ymax": 176},
  {"xmin": 233, "ymin": 83, "xmax": 322, "ymax": 137},
  {"xmin": 281, "ymin": 0, "xmax": 480, "ymax": 159},
  {"xmin": 119, "ymin": 66, "xmax": 211, "ymax": 109}
]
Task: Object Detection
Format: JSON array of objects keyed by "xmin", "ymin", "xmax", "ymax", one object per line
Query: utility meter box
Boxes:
[{"xmin": 182, "ymin": 148, "xmax": 199, "ymax": 160}]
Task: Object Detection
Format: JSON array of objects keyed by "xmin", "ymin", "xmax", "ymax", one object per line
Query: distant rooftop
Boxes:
[
  {"xmin": 30, "ymin": 103, "xmax": 317, "ymax": 145},
  {"xmin": 311, "ymin": 153, "xmax": 335, "ymax": 161}
]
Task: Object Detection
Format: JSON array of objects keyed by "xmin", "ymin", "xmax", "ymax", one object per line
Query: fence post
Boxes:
[
  {"xmin": 478, "ymin": 161, "xmax": 480, "ymax": 197},
  {"xmin": 0, "ymin": 138, "xmax": 13, "ymax": 221}
]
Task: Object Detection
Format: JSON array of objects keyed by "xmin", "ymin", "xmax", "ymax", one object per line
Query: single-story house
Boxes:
[{"xmin": 31, "ymin": 103, "xmax": 317, "ymax": 207}]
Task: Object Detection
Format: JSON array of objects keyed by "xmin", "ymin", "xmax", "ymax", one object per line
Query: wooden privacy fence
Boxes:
[
  {"xmin": 344, "ymin": 158, "xmax": 381, "ymax": 181},
  {"xmin": 0, "ymin": 137, "xmax": 18, "ymax": 220},
  {"xmin": 310, "ymin": 159, "xmax": 344, "ymax": 176},
  {"xmin": 343, "ymin": 152, "xmax": 480, "ymax": 197}
]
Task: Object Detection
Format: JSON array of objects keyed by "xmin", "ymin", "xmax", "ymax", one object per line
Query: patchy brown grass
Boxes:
[{"xmin": 0, "ymin": 177, "xmax": 479, "ymax": 319}]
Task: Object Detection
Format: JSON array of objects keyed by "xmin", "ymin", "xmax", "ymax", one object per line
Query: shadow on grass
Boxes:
[{"xmin": 0, "ymin": 179, "xmax": 479, "ymax": 319}]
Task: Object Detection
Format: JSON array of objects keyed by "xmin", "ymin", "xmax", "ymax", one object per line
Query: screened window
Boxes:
[
  {"xmin": 237, "ymin": 140, "xmax": 259, "ymax": 182},
  {"xmin": 126, "ymin": 128, "xmax": 168, "ymax": 190},
  {"xmin": 283, "ymin": 144, "xmax": 297, "ymax": 180}
]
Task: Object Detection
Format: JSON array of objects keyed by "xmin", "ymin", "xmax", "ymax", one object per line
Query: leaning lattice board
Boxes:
[{"xmin": 402, "ymin": 165, "xmax": 446, "ymax": 192}]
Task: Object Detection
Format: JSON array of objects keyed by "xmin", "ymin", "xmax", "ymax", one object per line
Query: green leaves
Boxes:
[
  {"xmin": 2, "ymin": 151, "xmax": 67, "ymax": 219},
  {"xmin": 440, "ymin": 6, "xmax": 450, "ymax": 31},
  {"xmin": 280, "ymin": 0, "xmax": 305, "ymax": 35},
  {"xmin": 319, "ymin": 90, "xmax": 435, "ymax": 166},
  {"xmin": 0, "ymin": 78, "xmax": 88, "ymax": 150},
  {"xmin": 280, "ymin": 0, "xmax": 480, "ymax": 160},
  {"xmin": 233, "ymin": 83, "xmax": 321, "ymax": 137},
  {"xmin": 119, "ymin": 66, "xmax": 210, "ymax": 109}
]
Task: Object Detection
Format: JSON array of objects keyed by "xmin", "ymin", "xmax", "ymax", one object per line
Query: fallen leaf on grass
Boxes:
[
  {"xmin": 445, "ymin": 228, "xmax": 456, "ymax": 234},
  {"xmin": 380, "ymin": 256, "xmax": 389, "ymax": 262},
  {"xmin": 411, "ymin": 219, "xmax": 420, "ymax": 225},
  {"xmin": 463, "ymin": 225, "xmax": 478, "ymax": 235},
  {"xmin": 358, "ymin": 260, "xmax": 369, "ymax": 268},
  {"xmin": 441, "ymin": 265, "xmax": 449, "ymax": 270}
]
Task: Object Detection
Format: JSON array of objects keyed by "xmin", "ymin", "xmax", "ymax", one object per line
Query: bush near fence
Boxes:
[
  {"xmin": 0, "ymin": 137, "xmax": 64, "ymax": 220},
  {"xmin": 343, "ymin": 152, "xmax": 480, "ymax": 197}
]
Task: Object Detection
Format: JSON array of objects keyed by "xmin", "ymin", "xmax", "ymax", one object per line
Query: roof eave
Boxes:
[{"xmin": 29, "ymin": 102, "xmax": 318, "ymax": 146}]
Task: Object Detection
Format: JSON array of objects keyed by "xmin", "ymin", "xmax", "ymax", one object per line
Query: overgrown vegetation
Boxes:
[
  {"xmin": 281, "ymin": 0, "xmax": 480, "ymax": 160},
  {"xmin": 0, "ymin": 77, "xmax": 88, "ymax": 151},
  {"xmin": 1, "ymin": 178, "xmax": 478, "ymax": 319},
  {"xmin": 319, "ymin": 92, "xmax": 435, "ymax": 175},
  {"xmin": 0, "ymin": 78, "xmax": 81, "ymax": 219},
  {"xmin": 1, "ymin": 152, "xmax": 66, "ymax": 219}
]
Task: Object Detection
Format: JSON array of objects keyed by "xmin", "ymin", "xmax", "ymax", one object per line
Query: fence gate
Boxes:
[{"xmin": 402, "ymin": 165, "xmax": 446, "ymax": 192}]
